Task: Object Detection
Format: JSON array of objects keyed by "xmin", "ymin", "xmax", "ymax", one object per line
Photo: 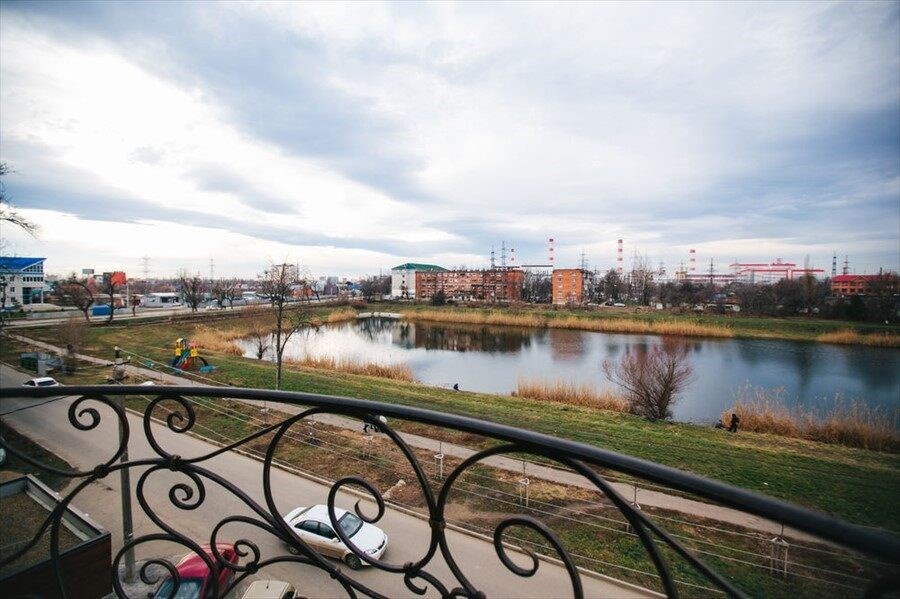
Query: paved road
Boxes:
[{"xmin": 0, "ymin": 366, "xmax": 653, "ymax": 598}]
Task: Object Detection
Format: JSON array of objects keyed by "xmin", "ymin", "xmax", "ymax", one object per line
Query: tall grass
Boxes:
[
  {"xmin": 818, "ymin": 329, "xmax": 900, "ymax": 348},
  {"xmin": 724, "ymin": 384, "xmax": 899, "ymax": 452},
  {"xmin": 515, "ymin": 379, "xmax": 629, "ymax": 412},
  {"xmin": 549, "ymin": 316, "xmax": 733, "ymax": 338},
  {"xmin": 403, "ymin": 310, "xmax": 546, "ymax": 328},
  {"xmin": 403, "ymin": 309, "xmax": 733, "ymax": 339},
  {"xmin": 285, "ymin": 355, "xmax": 414, "ymax": 382},
  {"xmin": 326, "ymin": 307, "xmax": 358, "ymax": 323},
  {"xmin": 190, "ymin": 326, "xmax": 244, "ymax": 355}
]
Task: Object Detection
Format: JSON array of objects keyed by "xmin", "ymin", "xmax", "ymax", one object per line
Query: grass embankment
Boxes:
[
  {"xmin": 383, "ymin": 302, "xmax": 900, "ymax": 346},
  {"xmin": 9, "ymin": 313, "xmax": 900, "ymax": 535},
  {"xmin": 121, "ymin": 392, "xmax": 877, "ymax": 598},
  {"xmin": 515, "ymin": 379, "xmax": 629, "ymax": 412},
  {"xmin": 285, "ymin": 356, "xmax": 414, "ymax": 381}
]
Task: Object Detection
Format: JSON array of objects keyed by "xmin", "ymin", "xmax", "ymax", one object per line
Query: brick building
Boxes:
[
  {"xmin": 416, "ymin": 269, "xmax": 524, "ymax": 302},
  {"xmin": 552, "ymin": 269, "xmax": 594, "ymax": 305},
  {"xmin": 831, "ymin": 274, "xmax": 898, "ymax": 296}
]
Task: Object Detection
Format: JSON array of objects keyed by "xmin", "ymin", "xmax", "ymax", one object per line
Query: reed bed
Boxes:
[
  {"xmin": 548, "ymin": 316, "xmax": 734, "ymax": 338},
  {"xmin": 404, "ymin": 309, "xmax": 734, "ymax": 338},
  {"xmin": 514, "ymin": 379, "xmax": 629, "ymax": 412},
  {"xmin": 403, "ymin": 310, "xmax": 546, "ymax": 328},
  {"xmin": 326, "ymin": 307, "xmax": 358, "ymax": 323},
  {"xmin": 286, "ymin": 355, "xmax": 414, "ymax": 382},
  {"xmin": 817, "ymin": 329, "xmax": 900, "ymax": 348},
  {"xmin": 724, "ymin": 385, "xmax": 899, "ymax": 452},
  {"xmin": 190, "ymin": 326, "xmax": 245, "ymax": 355}
]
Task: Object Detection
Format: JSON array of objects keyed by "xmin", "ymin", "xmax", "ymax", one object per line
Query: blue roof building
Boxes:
[{"xmin": 0, "ymin": 257, "xmax": 46, "ymax": 308}]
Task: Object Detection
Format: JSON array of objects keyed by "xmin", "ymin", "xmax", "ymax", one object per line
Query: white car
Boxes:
[
  {"xmin": 22, "ymin": 377, "xmax": 60, "ymax": 387},
  {"xmin": 241, "ymin": 580, "xmax": 296, "ymax": 599},
  {"xmin": 283, "ymin": 504, "xmax": 387, "ymax": 569}
]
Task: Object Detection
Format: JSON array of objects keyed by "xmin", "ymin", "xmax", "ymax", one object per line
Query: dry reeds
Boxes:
[
  {"xmin": 404, "ymin": 310, "xmax": 546, "ymax": 328},
  {"xmin": 515, "ymin": 379, "xmax": 629, "ymax": 412},
  {"xmin": 403, "ymin": 309, "xmax": 733, "ymax": 339},
  {"xmin": 724, "ymin": 384, "xmax": 899, "ymax": 452},
  {"xmin": 286, "ymin": 356, "xmax": 414, "ymax": 382},
  {"xmin": 191, "ymin": 326, "xmax": 245, "ymax": 355},
  {"xmin": 549, "ymin": 316, "xmax": 733, "ymax": 338},
  {"xmin": 326, "ymin": 308, "xmax": 358, "ymax": 323},
  {"xmin": 818, "ymin": 329, "xmax": 900, "ymax": 348}
]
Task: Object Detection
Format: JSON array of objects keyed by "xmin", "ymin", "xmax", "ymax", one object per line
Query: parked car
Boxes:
[
  {"xmin": 152, "ymin": 543, "xmax": 238, "ymax": 598},
  {"xmin": 240, "ymin": 580, "xmax": 296, "ymax": 599},
  {"xmin": 22, "ymin": 377, "xmax": 60, "ymax": 387},
  {"xmin": 283, "ymin": 505, "xmax": 387, "ymax": 569}
]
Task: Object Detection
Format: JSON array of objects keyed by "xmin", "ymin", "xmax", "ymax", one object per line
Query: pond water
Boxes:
[{"xmin": 236, "ymin": 318, "xmax": 900, "ymax": 424}]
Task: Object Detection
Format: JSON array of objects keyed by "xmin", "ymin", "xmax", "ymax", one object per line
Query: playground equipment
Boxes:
[{"xmin": 170, "ymin": 338, "xmax": 215, "ymax": 373}]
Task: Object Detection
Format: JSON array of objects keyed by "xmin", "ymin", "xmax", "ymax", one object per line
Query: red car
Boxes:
[{"xmin": 153, "ymin": 543, "xmax": 238, "ymax": 598}]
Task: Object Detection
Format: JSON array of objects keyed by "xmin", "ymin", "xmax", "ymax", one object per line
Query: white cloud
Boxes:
[{"xmin": 0, "ymin": 2, "xmax": 897, "ymax": 276}]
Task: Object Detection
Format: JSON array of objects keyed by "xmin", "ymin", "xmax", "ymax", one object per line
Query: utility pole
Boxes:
[{"xmin": 114, "ymin": 346, "xmax": 135, "ymax": 583}]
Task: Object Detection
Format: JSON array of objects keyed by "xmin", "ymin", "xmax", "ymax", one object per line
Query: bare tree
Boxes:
[
  {"xmin": 257, "ymin": 264, "xmax": 316, "ymax": 389},
  {"xmin": 57, "ymin": 274, "xmax": 95, "ymax": 321},
  {"xmin": 243, "ymin": 306, "xmax": 271, "ymax": 359},
  {"xmin": 178, "ymin": 270, "xmax": 205, "ymax": 312},
  {"xmin": 211, "ymin": 278, "xmax": 240, "ymax": 309},
  {"xmin": 603, "ymin": 341, "xmax": 694, "ymax": 421},
  {"xmin": 57, "ymin": 314, "xmax": 88, "ymax": 364},
  {"xmin": 0, "ymin": 162, "xmax": 39, "ymax": 238},
  {"xmin": 100, "ymin": 272, "xmax": 125, "ymax": 324}
]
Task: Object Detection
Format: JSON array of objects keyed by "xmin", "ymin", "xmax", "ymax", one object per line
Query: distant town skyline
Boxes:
[{"xmin": 1, "ymin": 2, "xmax": 898, "ymax": 279}]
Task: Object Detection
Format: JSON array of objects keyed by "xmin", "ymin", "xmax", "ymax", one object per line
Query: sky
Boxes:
[{"xmin": 0, "ymin": 1, "xmax": 898, "ymax": 279}]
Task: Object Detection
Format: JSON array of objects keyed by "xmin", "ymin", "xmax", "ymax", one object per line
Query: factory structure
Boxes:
[{"xmin": 391, "ymin": 239, "xmax": 892, "ymax": 305}]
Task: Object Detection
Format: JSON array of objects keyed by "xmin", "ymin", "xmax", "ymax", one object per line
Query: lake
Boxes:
[{"xmin": 236, "ymin": 318, "xmax": 900, "ymax": 424}]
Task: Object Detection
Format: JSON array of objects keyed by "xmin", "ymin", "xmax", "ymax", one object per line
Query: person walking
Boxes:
[{"xmin": 728, "ymin": 413, "xmax": 740, "ymax": 433}]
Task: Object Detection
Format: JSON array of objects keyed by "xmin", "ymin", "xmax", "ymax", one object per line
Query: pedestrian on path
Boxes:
[{"xmin": 728, "ymin": 413, "xmax": 740, "ymax": 433}]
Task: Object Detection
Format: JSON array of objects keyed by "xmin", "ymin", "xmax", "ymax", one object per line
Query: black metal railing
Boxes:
[{"xmin": 1, "ymin": 385, "xmax": 898, "ymax": 598}]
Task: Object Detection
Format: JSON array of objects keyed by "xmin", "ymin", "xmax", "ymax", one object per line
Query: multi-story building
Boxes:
[
  {"xmin": 831, "ymin": 274, "xmax": 897, "ymax": 296},
  {"xmin": 0, "ymin": 257, "xmax": 46, "ymax": 308},
  {"xmin": 552, "ymin": 268, "xmax": 594, "ymax": 305},
  {"xmin": 390, "ymin": 263, "xmax": 446, "ymax": 299},
  {"xmin": 729, "ymin": 259, "xmax": 823, "ymax": 284},
  {"xmin": 416, "ymin": 268, "xmax": 524, "ymax": 302}
]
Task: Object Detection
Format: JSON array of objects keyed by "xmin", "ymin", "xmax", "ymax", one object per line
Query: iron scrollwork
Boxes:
[{"xmin": 1, "ymin": 385, "xmax": 898, "ymax": 598}]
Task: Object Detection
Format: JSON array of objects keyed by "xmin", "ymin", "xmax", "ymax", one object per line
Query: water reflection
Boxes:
[
  {"xmin": 392, "ymin": 321, "xmax": 533, "ymax": 353},
  {"xmin": 547, "ymin": 329, "xmax": 586, "ymax": 361},
  {"xmin": 235, "ymin": 318, "xmax": 900, "ymax": 423}
]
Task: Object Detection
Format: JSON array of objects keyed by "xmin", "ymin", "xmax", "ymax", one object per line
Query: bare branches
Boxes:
[
  {"xmin": 603, "ymin": 341, "xmax": 694, "ymax": 421},
  {"xmin": 178, "ymin": 270, "xmax": 205, "ymax": 312},
  {"xmin": 0, "ymin": 162, "xmax": 39, "ymax": 238},
  {"xmin": 57, "ymin": 274, "xmax": 95, "ymax": 321}
]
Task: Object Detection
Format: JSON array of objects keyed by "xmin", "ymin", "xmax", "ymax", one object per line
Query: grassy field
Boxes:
[{"xmin": 7, "ymin": 309, "xmax": 899, "ymax": 535}]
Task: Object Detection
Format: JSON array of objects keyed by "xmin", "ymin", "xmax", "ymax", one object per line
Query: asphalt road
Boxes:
[{"xmin": 0, "ymin": 365, "xmax": 652, "ymax": 598}]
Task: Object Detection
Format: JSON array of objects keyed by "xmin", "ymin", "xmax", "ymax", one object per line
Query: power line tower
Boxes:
[
  {"xmin": 501, "ymin": 241, "xmax": 507, "ymax": 268},
  {"xmin": 490, "ymin": 245, "xmax": 496, "ymax": 269},
  {"xmin": 209, "ymin": 258, "xmax": 215, "ymax": 281},
  {"xmin": 708, "ymin": 258, "xmax": 715, "ymax": 287},
  {"xmin": 140, "ymin": 256, "xmax": 150, "ymax": 279},
  {"xmin": 831, "ymin": 253, "xmax": 837, "ymax": 278},
  {"xmin": 580, "ymin": 250, "xmax": 587, "ymax": 270},
  {"xmin": 842, "ymin": 256, "xmax": 849, "ymax": 276}
]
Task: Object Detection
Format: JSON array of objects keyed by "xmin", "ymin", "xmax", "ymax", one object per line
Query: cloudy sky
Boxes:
[{"xmin": 0, "ymin": 1, "xmax": 897, "ymax": 278}]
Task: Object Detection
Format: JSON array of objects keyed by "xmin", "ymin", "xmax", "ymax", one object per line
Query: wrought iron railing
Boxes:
[{"xmin": 1, "ymin": 385, "xmax": 898, "ymax": 598}]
